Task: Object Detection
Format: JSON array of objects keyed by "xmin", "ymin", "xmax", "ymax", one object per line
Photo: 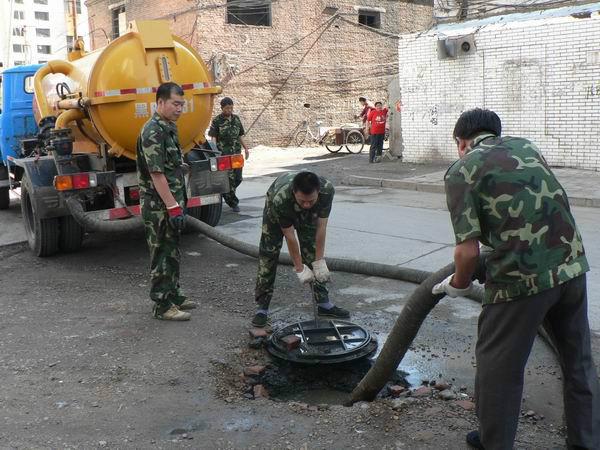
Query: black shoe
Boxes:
[
  {"xmin": 466, "ymin": 431, "xmax": 484, "ymax": 449},
  {"xmin": 251, "ymin": 313, "xmax": 270, "ymax": 328},
  {"xmin": 232, "ymin": 205, "xmax": 240, "ymax": 213},
  {"xmin": 317, "ymin": 305, "xmax": 350, "ymax": 319}
]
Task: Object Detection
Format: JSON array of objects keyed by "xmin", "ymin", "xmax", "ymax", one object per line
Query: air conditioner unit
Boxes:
[{"xmin": 437, "ymin": 34, "xmax": 476, "ymax": 60}]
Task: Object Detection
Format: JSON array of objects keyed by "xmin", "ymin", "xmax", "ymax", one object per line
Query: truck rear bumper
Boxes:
[{"xmin": 86, "ymin": 193, "xmax": 221, "ymax": 221}]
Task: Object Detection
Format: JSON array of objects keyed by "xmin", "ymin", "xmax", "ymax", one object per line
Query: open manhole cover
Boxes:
[{"xmin": 267, "ymin": 319, "xmax": 378, "ymax": 364}]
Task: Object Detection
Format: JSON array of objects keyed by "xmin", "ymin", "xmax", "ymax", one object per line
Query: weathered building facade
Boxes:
[
  {"xmin": 395, "ymin": 2, "xmax": 600, "ymax": 170},
  {"xmin": 85, "ymin": 0, "xmax": 433, "ymax": 146}
]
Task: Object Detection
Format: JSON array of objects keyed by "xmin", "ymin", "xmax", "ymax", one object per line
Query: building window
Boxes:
[
  {"xmin": 36, "ymin": 28, "xmax": 50, "ymax": 38},
  {"xmin": 15, "ymin": 0, "xmax": 24, "ymax": 4},
  {"xmin": 13, "ymin": 27, "xmax": 25, "ymax": 36},
  {"xmin": 35, "ymin": 11, "xmax": 50, "ymax": 21},
  {"xmin": 111, "ymin": 5, "xmax": 126, "ymax": 39},
  {"xmin": 64, "ymin": 0, "xmax": 82, "ymax": 14},
  {"xmin": 37, "ymin": 45, "xmax": 51, "ymax": 54},
  {"xmin": 14, "ymin": 11, "xmax": 25, "ymax": 20},
  {"xmin": 38, "ymin": 60, "xmax": 48, "ymax": 64},
  {"xmin": 227, "ymin": 0, "xmax": 271, "ymax": 27},
  {"xmin": 13, "ymin": 44, "xmax": 25, "ymax": 53},
  {"xmin": 14, "ymin": 61, "xmax": 25, "ymax": 66},
  {"xmin": 66, "ymin": 36, "xmax": 74, "ymax": 50},
  {"xmin": 34, "ymin": 0, "xmax": 49, "ymax": 4},
  {"xmin": 358, "ymin": 9, "xmax": 381, "ymax": 29}
]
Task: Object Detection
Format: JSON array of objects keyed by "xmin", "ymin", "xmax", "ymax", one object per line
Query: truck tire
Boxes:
[
  {"xmin": 59, "ymin": 215, "xmax": 85, "ymax": 252},
  {"xmin": 187, "ymin": 196, "xmax": 223, "ymax": 228},
  {"xmin": 0, "ymin": 165, "xmax": 9, "ymax": 210},
  {"xmin": 0, "ymin": 187, "xmax": 9, "ymax": 210},
  {"xmin": 21, "ymin": 175, "xmax": 60, "ymax": 257}
]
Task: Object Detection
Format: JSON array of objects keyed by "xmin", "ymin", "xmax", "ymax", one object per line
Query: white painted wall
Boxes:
[{"xmin": 398, "ymin": 5, "xmax": 600, "ymax": 170}]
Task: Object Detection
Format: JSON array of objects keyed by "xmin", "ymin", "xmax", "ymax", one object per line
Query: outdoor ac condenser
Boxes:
[{"xmin": 437, "ymin": 34, "xmax": 476, "ymax": 60}]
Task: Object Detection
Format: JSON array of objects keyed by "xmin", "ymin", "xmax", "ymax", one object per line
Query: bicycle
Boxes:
[{"xmin": 293, "ymin": 119, "xmax": 365, "ymax": 154}]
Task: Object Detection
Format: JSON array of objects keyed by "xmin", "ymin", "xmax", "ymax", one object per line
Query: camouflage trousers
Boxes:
[
  {"xmin": 141, "ymin": 195, "xmax": 186, "ymax": 314},
  {"xmin": 223, "ymin": 168, "xmax": 243, "ymax": 208},
  {"xmin": 255, "ymin": 206, "xmax": 328, "ymax": 309}
]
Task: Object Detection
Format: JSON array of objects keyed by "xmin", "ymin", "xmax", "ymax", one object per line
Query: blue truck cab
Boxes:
[{"xmin": 0, "ymin": 64, "xmax": 42, "ymax": 209}]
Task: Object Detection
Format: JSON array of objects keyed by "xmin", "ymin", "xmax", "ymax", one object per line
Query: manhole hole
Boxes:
[{"xmin": 267, "ymin": 319, "xmax": 378, "ymax": 364}]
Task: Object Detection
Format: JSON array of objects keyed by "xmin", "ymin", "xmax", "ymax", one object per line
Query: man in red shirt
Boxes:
[{"xmin": 366, "ymin": 102, "xmax": 388, "ymax": 163}]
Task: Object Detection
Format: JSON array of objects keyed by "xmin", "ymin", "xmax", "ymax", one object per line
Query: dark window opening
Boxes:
[
  {"xmin": 35, "ymin": 11, "xmax": 50, "ymax": 20},
  {"xmin": 227, "ymin": 0, "xmax": 271, "ymax": 27},
  {"xmin": 36, "ymin": 28, "xmax": 50, "ymax": 37},
  {"xmin": 64, "ymin": 0, "xmax": 82, "ymax": 15},
  {"xmin": 37, "ymin": 45, "xmax": 51, "ymax": 54},
  {"xmin": 358, "ymin": 10, "xmax": 381, "ymax": 29}
]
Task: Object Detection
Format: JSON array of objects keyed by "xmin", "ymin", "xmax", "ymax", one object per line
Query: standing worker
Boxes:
[
  {"xmin": 433, "ymin": 108, "xmax": 599, "ymax": 449},
  {"xmin": 251, "ymin": 171, "xmax": 350, "ymax": 328},
  {"xmin": 365, "ymin": 101, "xmax": 388, "ymax": 163},
  {"xmin": 209, "ymin": 97, "xmax": 249, "ymax": 213},
  {"xmin": 137, "ymin": 82, "xmax": 197, "ymax": 321}
]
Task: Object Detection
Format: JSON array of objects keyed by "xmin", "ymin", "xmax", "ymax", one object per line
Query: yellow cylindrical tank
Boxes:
[{"xmin": 33, "ymin": 21, "xmax": 221, "ymax": 160}]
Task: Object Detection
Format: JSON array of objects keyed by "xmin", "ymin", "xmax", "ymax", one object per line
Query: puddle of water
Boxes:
[{"xmin": 277, "ymin": 388, "xmax": 350, "ymax": 405}]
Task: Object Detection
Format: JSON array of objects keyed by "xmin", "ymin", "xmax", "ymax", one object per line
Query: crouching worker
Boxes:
[{"xmin": 252, "ymin": 171, "xmax": 350, "ymax": 327}]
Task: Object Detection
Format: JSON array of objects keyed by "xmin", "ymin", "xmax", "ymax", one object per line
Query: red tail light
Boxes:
[
  {"xmin": 71, "ymin": 173, "xmax": 91, "ymax": 189},
  {"xmin": 217, "ymin": 156, "xmax": 232, "ymax": 171}
]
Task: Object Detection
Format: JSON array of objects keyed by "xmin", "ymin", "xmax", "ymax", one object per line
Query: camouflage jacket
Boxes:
[
  {"xmin": 136, "ymin": 112, "xmax": 186, "ymax": 207},
  {"xmin": 444, "ymin": 133, "xmax": 589, "ymax": 305},
  {"xmin": 266, "ymin": 172, "xmax": 335, "ymax": 229},
  {"xmin": 208, "ymin": 113, "xmax": 245, "ymax": 155}
]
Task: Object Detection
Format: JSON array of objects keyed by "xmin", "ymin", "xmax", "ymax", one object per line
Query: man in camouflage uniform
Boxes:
[
  {"xmin": 251, "ymin": 171, "xmax": 350, "ymax": 327},
  {"xmin": 433, "ymin": 108, "xmax": 599, "ymax": 449},
  {"xmin": 137, "ymin": 82, "xmax": 197, "ymax": 321},
  {"xmin": 209, "ymin": 97, "xmax": 249, "ymax": 213}
]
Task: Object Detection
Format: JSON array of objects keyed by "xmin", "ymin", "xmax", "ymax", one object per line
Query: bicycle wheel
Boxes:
[
  {"xmin": 293, "ymin": 130, "xmax": 308, "ymax": 147},
  {"xmin": 345, "ymin": 130, "xmax": 365, "ymax": 154},
  {"xmin": 325, "ymin": 143, "xmax": 343, "ymax": 153}
]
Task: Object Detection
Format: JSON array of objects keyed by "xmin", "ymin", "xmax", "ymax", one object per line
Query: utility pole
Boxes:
[{"xmin": 458, "ymin": 0, "xmax": 469, "ymax": 21}]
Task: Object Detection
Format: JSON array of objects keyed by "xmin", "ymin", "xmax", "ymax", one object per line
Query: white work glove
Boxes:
[
  {"xmin": 432, "ymin": 274, "xmax": 473, "ymax": 298},
  {"xmin": 312, "ymin": 259, "xmax": 330, "ymax": 283},
  {"xmin": 296, "ymin": 264, "xmax": 315, "ymax": 284}
]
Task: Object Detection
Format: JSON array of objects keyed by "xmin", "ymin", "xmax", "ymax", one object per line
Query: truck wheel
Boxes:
[
  {"xmin": 0, "ymin": 165, "xmax": 9, "ymax": 210},
  {"xmin": 187, "ymin": 196, "xmax": 223, "ymax": 228},
  {"xmin": 59, "ymin": 215, "xmax": 85, "ymax": 252},
  {"xmin": 0, "ymin": 187, "xmax": 9, "ymax": 210},
  {"xmin": 21, "ymin": 175, "xmax": 60, "ymax": 257}
]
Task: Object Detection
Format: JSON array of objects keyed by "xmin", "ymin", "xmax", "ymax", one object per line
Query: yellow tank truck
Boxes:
[{"xmin": 7, "ymin": 21, "xmax": 241, "ymax": 256}]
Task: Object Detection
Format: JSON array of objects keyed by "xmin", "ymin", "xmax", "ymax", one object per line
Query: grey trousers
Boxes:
[{"xmin": 475, "ymin": 275, "xmax": 600, "ymax": 450}]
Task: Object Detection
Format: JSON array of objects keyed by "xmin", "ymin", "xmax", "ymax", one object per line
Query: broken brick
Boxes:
[
  {"xmin": 387, "ymin": 385, "xmax": 407, "ymax": 397},
  {"xmin": 412, "ymin": 386, "xmax": 432, "ymax": 397},
  {"xmin": 455, "ymin": 400, "xmax": 475, "ymax": 411},
  {"xmin": 281, "ymin": 335, "xmax": 301, "ymax": 351},
  {"xmin": 243, "ymin": 365, "xmax": 266, "ymax": 377},
  {"xmin": 249, "ymin": 328, "xmax": 268, "ymax": 339},
  {"xmin": 253, "ymin": 384, "xmax": 269, "ymax": 399}
]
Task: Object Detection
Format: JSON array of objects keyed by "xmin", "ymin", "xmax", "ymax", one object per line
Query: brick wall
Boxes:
[
  {"xmin": 397, "ymin": 10, "xmax": 600, "ymax": 170},
  {"xmin": 85, "ymin": 0, "xmax": 433, "ymax": 146}
]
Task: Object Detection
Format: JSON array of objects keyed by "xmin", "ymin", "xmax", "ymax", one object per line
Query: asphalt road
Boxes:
[{"xmin": 0, "ymin": 147, "xmax": 596, "ymax": 448}]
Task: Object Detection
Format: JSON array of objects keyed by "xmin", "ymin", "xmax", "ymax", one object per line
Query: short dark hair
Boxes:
[
  {"xmin": 220, "ymin": 97, "xmax": 234, "ymax": 108},
  {"xmin": 374, "ymin": 101, "xmax": 382, "ymax": 106},
  {"xmin": 453, "ymin": 108, "xmax": 502, "ymax": 140},
  {"xmin": 156, "ymin": 82, "xmax": 183, "ymax": 103},
  {"xmin": 292, "ymin": 171, "xmax": 321, "ymax": 195},
  {"xmin": 358, "ymin": 97, "xmax": 367, "ymax": 102}
]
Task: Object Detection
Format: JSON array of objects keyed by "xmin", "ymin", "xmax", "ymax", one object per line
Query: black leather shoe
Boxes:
[
  {"xmin": 466, "ymin": 431, "xmax": 484, "ymax": 449},
  {"xmin": 317, "ymin": 305, "xmax": 350, "ymax": 319}
]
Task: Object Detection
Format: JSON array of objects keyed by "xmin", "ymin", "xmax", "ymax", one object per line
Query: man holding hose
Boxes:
[
  {"xmin": 252, "ymin": 171, "xmax": 350, "ymax": 328},
  {"xmin": 433, "ymin": 108, "xmax": 599, "ymax": 449}
]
